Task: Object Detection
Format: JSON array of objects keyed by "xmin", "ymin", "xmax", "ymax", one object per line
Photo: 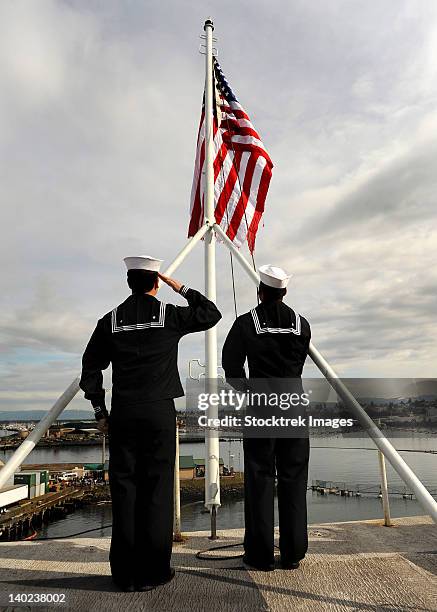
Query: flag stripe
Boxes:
[
  {"xmin": 230, "ymin": 155, "xmax": 267, "ymax": 247},
  {"xmin": 188, "ymin": 58, "xmax": 273, "ymax": 253}
]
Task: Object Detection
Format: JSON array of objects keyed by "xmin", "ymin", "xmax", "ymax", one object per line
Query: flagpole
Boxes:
[{"xmin": 203, "ymin": 17, "xmax": 221, "ymax": 536}]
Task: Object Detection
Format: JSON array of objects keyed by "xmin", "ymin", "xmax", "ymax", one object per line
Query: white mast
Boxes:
[{"xmin": 203, "ymin": 17, "xmax": 221, "ymax": 534}]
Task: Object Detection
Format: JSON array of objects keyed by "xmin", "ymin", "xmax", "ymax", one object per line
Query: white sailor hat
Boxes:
[
  {"xmin": 259, "ymin": 264, "xmax": 291, "ymax": 289},
  {"xmin": 123, "ymin": 256, "xmax": 163, "ymax": 272}
]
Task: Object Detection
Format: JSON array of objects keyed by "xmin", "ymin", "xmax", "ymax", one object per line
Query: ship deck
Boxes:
[{"xmin": 0, "ymin": 515, "xmax": 436, "ymax": 611}]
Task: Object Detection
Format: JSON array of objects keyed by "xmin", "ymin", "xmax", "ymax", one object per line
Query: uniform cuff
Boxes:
[
  {"xmin": 179, "ymin": 285, "xmax": 190, "ymax": 297},
  {"xmin": 93, "ymin": 405, "xmax": 109, "ymax": 421}
]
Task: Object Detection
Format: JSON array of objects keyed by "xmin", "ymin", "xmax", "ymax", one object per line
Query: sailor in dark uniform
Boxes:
[
  {"xmin": 222, "ymin": 264, "xmax": 311, "ymax": 571},
  {"xmin": 80, "ymin": 255, "xmax": 221, "ymax": 591}
]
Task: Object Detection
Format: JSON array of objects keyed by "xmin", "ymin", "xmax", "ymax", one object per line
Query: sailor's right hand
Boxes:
[
  {"xmin": 158, "ymin": 273, "xmax": 183, "ymax": 293},
  {"xmin": 96, "ymin": 417, "xmax": 109, "ymax": 434}
]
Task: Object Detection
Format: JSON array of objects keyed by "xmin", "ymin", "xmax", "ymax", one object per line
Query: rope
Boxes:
[
  {"xmin": 221, "ymin": 101, "xmax": 258, "ymax": 270},
  {"xmin": 31, "ymin": 524, "xmax": 113, "ymax": 541},
  {"xmin": 215, "ymin": 119, "xmax": 240, "ymax": 320},
  {"xmin": 229, "ymin": 250, "xmax": 238, "ymax": 319},
  {"xmin": 223, "ymin": 105, "xmax": 259, "ymax": 277},
  {"xmin": 213, "ymin": 76, "xmax": 259, "ymax": 310},
  {"xmin": 196, "ymin": 542, "xmax": 280, "ymax": 562}
]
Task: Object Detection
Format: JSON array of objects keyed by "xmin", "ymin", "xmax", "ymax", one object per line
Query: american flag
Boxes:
[{"xmin": 188, "ymin": 58, "xmax": 273, "ymax": 253}]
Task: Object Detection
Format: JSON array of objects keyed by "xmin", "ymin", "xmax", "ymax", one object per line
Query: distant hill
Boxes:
[
  {"xmin": 0, "ymin": 408, "xmax": 186, "ymax": 422},
  {"xmin": 397, "ymin": 380, "xmax": 437, "ymax": 399},
  {"xmin": 355, "ymin": 380, "xmax": 437, "ymax": 403},
  {"xmin": 0, "ymin": 410, "xmax": 95, "ymax": 422}
]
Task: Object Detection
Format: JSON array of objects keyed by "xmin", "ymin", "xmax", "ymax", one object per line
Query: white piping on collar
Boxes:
[
  {"xmin": 250, "ymin": 307, "xmax": 301, "ymax": 335},
  {"xmin": 111, "ymin": 301, "xmax": 166, "ymax": 333}
]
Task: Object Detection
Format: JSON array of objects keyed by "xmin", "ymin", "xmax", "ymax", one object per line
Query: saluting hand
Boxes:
[{"xmin": 158, "ymin": 273, "xmax": 183, "ymax": 293}]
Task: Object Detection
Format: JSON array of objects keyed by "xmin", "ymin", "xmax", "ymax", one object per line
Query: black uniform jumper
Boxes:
[
  {"xmin": 80, "ymin": 286, "xmax": 221, "ymax": 584},
  {"xmin": 222, "ymin": 300, "xmax": 311, "ymax": 568}
]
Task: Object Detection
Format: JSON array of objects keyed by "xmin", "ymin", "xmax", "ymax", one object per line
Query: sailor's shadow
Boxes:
[
  {"xmin": 401, "ymin": 551, "xmax": 437, "ymax": 576},
  {"xmin": 0, "ymin": 563, "xmax": 433, "ymax": 610},
  {"xmin": 0, "ymin": 574, "xmax": 119, "ymax": 593},
  {"xmin": 177, "ymin": 568, "xmax": 427, "ymax": 612},
  {"xmin": 0, "ymin": 542, "xmax": 109, "ymax": 563}
]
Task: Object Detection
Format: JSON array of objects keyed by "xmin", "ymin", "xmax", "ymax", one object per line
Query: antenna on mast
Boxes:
[
  {"xmin": 204, "ymin": 17, "xmax": 214, "ymax": 31},
  {"xmin": 199, "ymin": 18, "xmax": 218, "ymax": 56}
]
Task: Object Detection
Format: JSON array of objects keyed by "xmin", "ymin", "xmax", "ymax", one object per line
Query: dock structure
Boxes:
[
  {"xmin": 0, "ymin": 515, "xmax": 435, "ymax": 610},
  {"xmin": 0, "ymin": 487, "xmax": 107, "ymax": 542},
  {"xmin": 311, "ymin": 479, "xmax": 437, "ymax": 498}
]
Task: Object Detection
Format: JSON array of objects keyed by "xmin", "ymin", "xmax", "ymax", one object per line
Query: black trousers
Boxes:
[
  {"xmin": 243, "ymin": 436, "xmax": 309, "ymax": 566},
  {"xmin": 108, "ymin": 400, "xmax": 176, "ymax": 584}
]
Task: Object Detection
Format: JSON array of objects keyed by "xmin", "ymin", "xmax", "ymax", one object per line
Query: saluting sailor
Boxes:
[
  {"xmin": 222, "ymin": 264, "xmax": 311, "ymax": 572},
  {"xmin": 80, "ymin": 256, "xmax": 221, "ymax": 592}
]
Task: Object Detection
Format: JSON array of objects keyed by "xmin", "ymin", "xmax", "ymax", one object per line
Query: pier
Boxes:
[
  {"xmin": 0, "ymin": 515, "xmax": 435, "ymax": 610},
  {"xmin": 311, "ymin": 479, "xmax": 437, "ymax": 499},
  {"xmin": 0, "ymin": 486, "xmax": 103, "ymax": 542}
]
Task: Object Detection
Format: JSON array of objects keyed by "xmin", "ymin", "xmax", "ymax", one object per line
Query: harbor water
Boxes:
[{"xmin": 1, "ymin": 433, "xmax": 436, "ymax": 537}]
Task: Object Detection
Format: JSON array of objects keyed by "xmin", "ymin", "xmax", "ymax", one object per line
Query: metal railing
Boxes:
[
  {"xmin": 0, "ymin": 224, "xmax": 209, "ymax": 490},
  {"xmin": 0, "ymin": 378, "xmax": 81, "ymax": 488},
  {"xmin": 214, "ymin": 222, "xmax": 437, "ymax": 524},
  {"xmin": 1, "ymin": 222, "xmax": 436, "ymax": 525}
]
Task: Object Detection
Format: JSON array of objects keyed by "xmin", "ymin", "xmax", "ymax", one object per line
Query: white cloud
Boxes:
[{"xmin": 1, "ymin": 1, "xmax": 437, "ymax": 413}]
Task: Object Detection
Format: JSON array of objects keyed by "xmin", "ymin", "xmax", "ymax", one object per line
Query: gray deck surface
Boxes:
[{"xmin": 0, "ymin": 516, "xmax": 436, "ymax": 611}]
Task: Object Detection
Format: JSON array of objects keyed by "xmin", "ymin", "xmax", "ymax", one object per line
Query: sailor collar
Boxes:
[
  {"xmin": 250, "ymin": 304, "xmax": 301, "ymax": 335},
  {"xmin": 111, "ymin": 298, "xmax": 166, "ymax": 333}
]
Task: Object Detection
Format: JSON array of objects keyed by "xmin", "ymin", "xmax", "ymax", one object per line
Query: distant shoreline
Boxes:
[{"xmin": 1, "ymin": 426, "xmax": 436, "ymax": 453}]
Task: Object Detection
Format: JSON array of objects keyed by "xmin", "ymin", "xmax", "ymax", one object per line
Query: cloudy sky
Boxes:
[{"xmin": 1, "ymin": 0, "xmax": 436, "ymax": 414}]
